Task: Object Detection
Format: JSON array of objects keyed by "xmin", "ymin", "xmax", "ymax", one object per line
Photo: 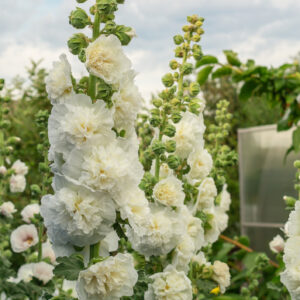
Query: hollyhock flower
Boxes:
[
  {"xmin": 171, "ymin": 111, "xmax": 205, "ymax": 159},
  {"xmin": 196, "ymin": 177, "xmax": 217, "ymax": 210},
  {"xmin": 40, "ymin": 175, "xmax": 115, "ymax": 247},
  {"xmin": 187, "ymin": 148, "xmax": 212, "ymax": 181},
  {"xmin": 144, "ymin": 265, "xmax": 193, "ymax": 300},
  {"xmin": 125, "ymin": 205, "xmax": 185, "ymax": 257},
  {"xmin": 42, "ymin": 240, "xmax": 56, "ymax": 264},
  {"xmin": 153, "ymin": 175, "xmax": 185, "ymax": 207},
  {"xmin": 10, "ymin": 224, "xmax": 38, "ymax": 253},
  {"xmin": 99, "ymin": 231, "xmax": 119, "ymax": 257},
  {"xmin": 0, "ymin": 201, "xmax": 17, "ymax": 218},
  {"xmin": 46, "ymin": 54, "xmax": 73, "ymax": 103},
  {"xmin": 269, "ymin": 235, "xmax": 285, "ymax": 253},
  {"xmin": 85, "ymin": 34, "xmax": 131, "ymax": 84},
  {"xmin": 212, "ymin": 261, "xmax": 230, "ymax": 293},
  {"xmin": 76, "ymin": 253, "xmax": 138, "ymax": 300},
  {"xmin": 218, "ymin": 184, "xmax": 231, "ymax": 212},
  {"xmin": 285, "ymin": 201, "xmax": 300, "ymax": 237},
  {"xmin": 21, "ymin": 203, "xmax": 40, "ymax": 223},
  {"xmin": 150, "ymin": 162, "xmax": 173, "ymax": 179},
  {"xmin": 48, "ymin": 94, "xmax": 114, "ymax": 158},
  {"xmin": 7, "ymin": 263, "xmax": 34, "ymax": 283},
  {"xmin": 11, "ymin": 160, "xmax": 28, "ymax": 176},
  {"xmin": 9, "ymin": 175, "xmax": 26, "ymax": 193},
  {"xmin": 0, "ymin": 166, "xmax": 7, "ymax": 175},
  {"xmin": 281, "ymin": 267, "xmax": 300, "ymax": 300},
  {"xmin": 32, "ymin": 262, "xmax": 54, "ymax": 284}
]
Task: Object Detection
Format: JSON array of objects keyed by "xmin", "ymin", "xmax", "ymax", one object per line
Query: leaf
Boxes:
[
  {"xmin": 293, "ymin": 127, "xmax": 300, "ymax": 153},
  {"xmin": 212, "ymin": 66, "xmax": 232, "ymax": 79},
  {"xmin": 239, "ymin": 80, "xmax": 258, "ymax": 101},
  {"xmin": 197, "ymin": 66, "xmax": 214, "ymax": 85},
  {"xmin": 115, "ymin": 31, "xmax": 131, "ymax": 46},
  {"xmin": 195, "ymin": 55, "xmax": 218, "ymax": 68},
  {"xmin": 214, "ymin": 242, "xmax": 234, "ymax": 262},
  {"xmin": 214, "ymin": 295, "xmax": 244, "ymax": 300},
  {"xmin": 277, "ymin": 118, "xmax": 292, "ymax": 132},
  {"xmin": 223, "ymin": 50, "xmax": 241, "ymax": 67},
  {"xmin": 54, "ymin": 254, "xmax": 84, "ymax": 280}
]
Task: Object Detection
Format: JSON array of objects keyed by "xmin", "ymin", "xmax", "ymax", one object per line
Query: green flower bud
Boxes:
[
  {"xmin": 192, "ymin": 34, "xmax": 201, "ymax": 42},
  {"xmin": 175, "ymin": 46, "xmax": 184, "ymax": 58},
  {"xmin": 182, "ymin": 25, "xmax": 190, "ymax": 32},
  {"xmin": 152, "ymin": 99, "xmax": 162, "ymax": 108},
  {"xmin": 181, "ymin": 63, "xmax": 193, "ymax": 75},
  {"xmin": 78, "ymin": 49, "xmax": 86, "ymax": 63},
  {"xmin": 150, "ymin": 108, "xmax": 160, "ymax": 116},
  {"xmin": 294, "ymin": 160, "xmax": 300, "ymax": 169},
  {"xmin": 30, "ymin": 184, "xmax": 42, "ymax": 196},
  {"xmin": 202, "ymin": 265, "xmax": 213, "ymax": 279},
  {"xmin": 163, "ymin": 124, "xmax": 176, "ymax": 137},
  {"xmin": 195, "ymin": 20, "xmax": 203, "ymax": 27},
  {"xmin": 167, "ymin": 155, "xmax": 181, "ymax": 169},
  {"xmin": 189, "ymin": 82, "xmax": 200, "ymax": 96},
  {"xmin": 163, "ymin": 103, "xmax": 172, "ymax": 114},
  {"xmin": 183, "ymin": 32, "xmax": 190, "ymax": 40},
  {"xmin": 169, "ymin": 60, "xmax": 179, "ymax": 70},
  {"xmin": 76, "ymin": 0, "xmax": 88, "ymax": 3},
  {"xmin": 187, "ymin": 15, "xmax": 198, "ymax": 24},
  {"xmin": 173, "ymin": 35, "xmax": 184, "ymax": 45},
  {"xmin": 171, "ymin": 112, "xmax": 182, "ymax": 123},
  {"xmin": 150, "ymin": 115, "xmax": 160, "ymax": 128},
  {"xmin": 173, "ymin": 72, "xmax": 180, "ymax": 80},
  {"xmin": 193, "ymin": 48, "xmax": 203, "ymax": 60},
  {"xmin": 162, "ymin": 73, "xmax": 174, "ymax": 87},
  {"xmin": 283, "ymin": 195, "xmax": 296, "ymax": 207},
  {"xmin": 0, "ymin": 79, "xmax": 4, "ymax": 91},
  {"xmin": 152, "ymin": 140, "xmax": 166, "ymax": 155},
  {"xmin": 197, "ymin": 28, "xmax": 205, "ymax": 35},
  {"xmin": 165, "ymin": 140, "xmax": 176, "ymax": 153},
  {"xmin": 0, "ymin": 120, "xmax": 10, "ymax": 129},
  {"xmin": 160, "ymin": 154, "xmax": 167, "ymax": 162},
  {"xmin": 68, "ymin": 33, "xmax": 89, "ymax": 55},
  {"xmin": 89, "ymin": 5, "xmax": 96, "ymax": 15},
  {"xmin": 6, "ymin": 136, "xmax": 21, "ymax": 144},
  {"xmin": 69, "ymin": 7, "xmax": 90, "ymax": 29},
  {"xmin": 2, "ymin": 107, "xmax": 9, "ymax": 114},
  {"xmin": 170, "ymin": 98, "xmax": 180, "ymax": 106},
  {"xmin": 39, "ymin": 162, "xmax": 49, "ymax": 172}
]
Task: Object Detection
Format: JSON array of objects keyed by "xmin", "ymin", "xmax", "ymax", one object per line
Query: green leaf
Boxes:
[
  {"xmin": 115, "ymin": 32, "xmax": 131, "ymax": 46},
  {"xmin": 212, "ymin": 66, "xmax": 232, "ymax": 79},
  {"xmin": 223, "ymin": 50, "xmax": 241, "ymax": 67},
  {"xmin": 214, "ymin": 295, "xmax": 244, "ymax": 300},
  {"xmin": 239, "ymin": 80, "xmax": 258, "ymax": 101},
  {"xmin": 277, "ymin": 118, "xmax": 292, "ymax": 131},
  {"xmin": 195, "ymin": 55, "xmax": 218, "ymax": 68},
  {"xmin": 197, "ymin": 66, "xmax": 214, "ymax": 85},
  {"xmin": 293, "ymin": 127, "xmax": 300, "ymax": 152},
  {"xmin": 54, "ymin": 254, "xmax": 84, "ymax": 280}
]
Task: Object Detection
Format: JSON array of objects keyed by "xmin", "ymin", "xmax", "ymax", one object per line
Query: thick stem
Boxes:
[
  {"xmin": 37, "ymin": 222, "xmax": 44, "ymax": 261},
  {"xmin": 90, "ymin": 242, "xmax": 100, "ymax": 260}
]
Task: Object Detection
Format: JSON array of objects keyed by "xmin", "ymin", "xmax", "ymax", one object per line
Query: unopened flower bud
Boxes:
[
  {"xmin": 7, "ymin": 136, "xmax": 21, "ymax": 145},
  {"xmin": 182, "ymin": 25, "xmax": 190, "ymax": 32},
  {"xmin": 68, "ymin": 33, "xmax": 89, "ymax": 55},
  {"xmin": 167, "ymin": 155, "xmax": 181, "ymax": 169},
  {"xmin": 0, "ymin": 79, "xmax": 4, "ymax": 91},
  {"xmin": 171, "ymin": 112, "xmax": 182, "ymax": 123},
  {"xmin": 169, "ymin": 60, "xmax": 179, "ymax": 70},
  {"xmin": 197, "ymin": 28, "xmax": 205, "ymax": 35},
  {"xmin": 78, "ymin": 49, "xmax": 86, "ymax": 63},
  {"xmin": 202, "ymin": 266, "xmax": 213, "ymax": 279},
  {"xmin": 181, "ymin": 63, "xmax": 193, "ymax": 75},
  {"xmin": 192, "ymin": 34, "xmax": 201, "ymax": 42},
  {"xmin": 283, "ymin": 195, "xmax": 296, "ymax": 207},
  {"xmin": 30, "ymin": 184, "xmax": 42, "ymax": 196},
  {"xmin": 294, "ymin": 160, "xmax": 300, "ymax": 169},
  {"xmin": 187, "ymin": 15, "xmax": 198, "ymax": 24},
  {"xmin": 0, "ymin": 120, "xmax": 10, "ymax": 129},
  {"xmin": 152, "ymin": 99, "xmax": 162, "ymax": 108},
  {"xmin": 189, "ymin": 82, "xmax": 201, "ymax": 96},
  {"xmin": 163, "ymin": 124, "xmax": 176, "ymax": 137},
  {"xmin": 165, "ymin": 140, "xmax": 176, "ymax": 153},
  {"xmin": 195, "ymin": 20, "xmax": 203, "ymax": 27},
  {"xmin": 69, "ymin": 7, "xmax": 90, "ymax": 29},
  {"xmin": 152, "ymin": 140, "xmax": 166, "ymax": 155},
  {"xmin": 162, "ymin": 73, "xmax": 174, "ymax": 87},
  {"xmin": 175, "ymin": 46, "xmax": 184, "ymax": 58}
]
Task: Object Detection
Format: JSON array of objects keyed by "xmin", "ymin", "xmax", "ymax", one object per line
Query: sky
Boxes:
[{"xmin": 1, "ymin": 0, "xmax": 300, "ymax": 100}]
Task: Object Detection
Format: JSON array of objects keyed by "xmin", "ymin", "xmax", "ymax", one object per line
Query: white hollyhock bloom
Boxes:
[
  {"xmin": 0, "ymin": 166, "xmax": 7, "ymax": 175},
  {"xmin": 85, "ymin": 34, "xmax": 131, "ymax": 84},
  {"xmin": 48, "ymin": 95, "xmax": 114, "ymax": 158},
  {"xmin": 281, "ymin": 267, "xmax": 300, "ymax": 300},
  {"xmin": 218, "ymin": 184, "xmax": 231, "ymax": 212},
  {"xmin": 187, "ymin": 148, "xmax": 212, "ymax": 181},
  {"xmin": 153, "ymin": 175, "xmax": 185, "ymax": 207},
  {"xmin": 202, "ymin": 208, "xmax": 222, "ymax": 245},
  {"xmin": 126, "ymin": 205, "xmax": 185, "ymax": 257},
  {"xmin": 196, "ymin": 177, "xmax": 217, "ymax": 210},
  {"xmin": 99, "ymin": 231, "xmax": 119, "ymax": 257},
  {"xmin": 46, "ymin": 54, "xmax": 73, "ymax": 103},
  {"xmin": 191, "ymin": 252, "xmax": 210, "ymax": 267},
  {"xmin": 112, "ymin": 70, "xmax": 143, "ymax": 131},
  {"xmin": 0, "ymin": 201, "xmax": 17, "ymax": 218},
  {"xmin": 62, "ymin": 137, "xmax": 143, "ymax": 193},
  {"xmin": 151, "ymin": 162, "xmax": 173, "ymax": 179},
  {"xmin": 9, "ymin": 174, "xmax": 26, "ymax": 193},
  {"xmin": 285, "ymin": 201, "xmax": 300, "ymax": 237},
  {"xmin": 212, "ymin": 261, "xmax": 230, "ymax": 293},
  {"xmin": 172, "ymin": 111, "xmax": 205, "ymax": 159},
  {"xmin": 62, "ymin": 280, "xmax": 78, "ymax": 298},
  {"xmin": 42, "ymin": 240, "xmax": 56, "ymax": 264},
  {"xmin": 7, "ymin": 263, "xmax": 34, "ymax": 283},
  {"xmin": 283, "ymin": 236, "xmax": 300, "ymax": 268},
  {"xmin": 41, "ymin": 175, "xmax": 115, "ymax": 247},
  {"xmin": 21, "ymin": 203, "xmax": 40, "ymax": 223},
  {"xmin": 269, "ymin": 235, "xmax": 285, "ymax": 253},
  {"xmin": 11, "ymin": 160, "xmax": 28, "ymax": 175},
  {"xmin": 76, "ymin": 253, "xmax": 138, "ymax": 300},
  {"xmin": 144, "ymin": 265, "xmax": 193, "ymax": 300},
  {"xmin": 32, "ymin": 262, "xmax": 54, "ymax": 284},
  {"xmin": 10, "ymin": 224, "xmax": 38, "ymax": 253}
]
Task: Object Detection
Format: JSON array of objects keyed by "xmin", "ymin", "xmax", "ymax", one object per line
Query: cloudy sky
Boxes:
[{"xmin": 1, "ymin": 0, "xmax": 300, "ymax": 100}]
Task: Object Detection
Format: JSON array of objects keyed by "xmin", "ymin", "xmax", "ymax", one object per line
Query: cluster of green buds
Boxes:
[
  {"xmin": 139, "ymin": 15, "xmax": 206, "ymax": 196},
  {"xmin": 206, "ymin": 99, "xmax": 237, "ymax": 191}
]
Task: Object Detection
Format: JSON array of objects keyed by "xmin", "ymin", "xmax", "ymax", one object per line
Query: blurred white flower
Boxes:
[
  {"xmin": 46, "ymin": 54, "xmax": 73, "ymax": 103},
  {"xmin": 145, "ymin": 265, "xmax": 192, "ymax": 300},
  {"xmin": 62, "ymin": 280, "xmax": 78, "ymax": 298},
  {"xmin": 76, "ymin": 253, "xmax": 137, "ymax": 300},
  {"xmin": 153, "ymin": 175, "xmax": 185, "ymax": 207},
  {"xmin": 11, "ymin": 160, "xmax": 28, "ymax": 176},
  {"xmin": 285, "ymin": 201, "xmax": 300, "ymax": 237},
  {"xmin": 99, "ymin": 231, "xmax": 119, "ymax": 257},
  {"xmin": 32, "ymin": 262, "xmax": 54, "ymax": 284},
  {"xmin": 218, "ymin": 184, "xmax": 231, "ymax": 212},
  {"xmin": 269, "ymin": 235, "xmax": 285, "ymax": 253},
  {"xmin": 7, "ymin": 263, "xmax": 34, "ymax": 283},
  {"xmin": 85, "ymin": 34, "xmax": 131, "ymax": 84},
  {"xmin": 196, "ymin": 177, "xmax": 217, "ymax": 210},
  {"xmin": 9, "ymin": 174, "xmax": 26, "ymax": 193},
  {"xmin": 0, "ymin": 201, "xmax": 17, "ymax": 218},
  {"xmin": 0, "ymin": 166, "xmax": 7, "ymax": 175},
  {"xmin": 212, "ymin": 261, "xmax": 230, "ymax": 293},
  {"xmin": 10, "ymin": 224, "xmax": 38, "ymax": 253},
  {"xmin": 21, "ymin": 203, "xmax": 40, "ymax": 223},
  {"xmin": 187, "ymin": 148, "xmax": 212, "ymax": 181},
  {"xmin": 42, "ymin": 240, "xmax": 56, "ymax": 264}
]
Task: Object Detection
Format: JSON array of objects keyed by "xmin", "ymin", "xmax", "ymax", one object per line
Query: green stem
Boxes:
[
  {"xmin": 90, "ymin": 242, "xmax": 100, "ymax": 261},
  {"xmin": 0, "ymin": 130, "xmax": 4, "ymax": 166},
  {"xmin": 37, "ymin": 222, "xmax": 44, "ymax": 261}
]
